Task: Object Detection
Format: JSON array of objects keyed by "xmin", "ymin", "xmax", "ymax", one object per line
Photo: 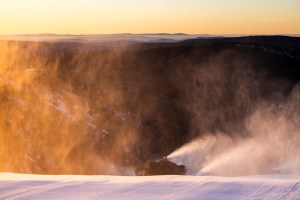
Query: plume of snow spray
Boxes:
[
  {"xmin": 1, "ymin": 38, "xmax": 299, "ymax": 176},
  {"xmin": 168, "ymin": 83, "xmax": 300, "ymax": 176}
]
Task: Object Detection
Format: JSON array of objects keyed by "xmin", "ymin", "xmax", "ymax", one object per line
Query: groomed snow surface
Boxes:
[{"xmin": 0, "ymin": 173, "xmax": 299, "ymax": 200}]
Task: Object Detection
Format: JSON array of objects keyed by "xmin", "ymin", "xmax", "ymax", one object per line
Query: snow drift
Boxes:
[{"xmin": 1, "ymin": 173, "xmax": 300, "ymax": 200}]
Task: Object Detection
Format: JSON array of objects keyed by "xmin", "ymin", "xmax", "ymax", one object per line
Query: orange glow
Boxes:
[{"xmin": 0, "ymin": 0, "xmax": 299, "ymax": 35}]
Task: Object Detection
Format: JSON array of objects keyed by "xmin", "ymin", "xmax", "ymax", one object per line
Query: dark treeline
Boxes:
[{"xmin": 1, "ymin": 36, "xmax": 299, "ymax": 174}]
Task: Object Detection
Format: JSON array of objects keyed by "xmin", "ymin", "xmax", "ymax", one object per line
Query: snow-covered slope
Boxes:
[{"xmin": 0, "ymin": 173, "xmax": 299, "ymax": 200}]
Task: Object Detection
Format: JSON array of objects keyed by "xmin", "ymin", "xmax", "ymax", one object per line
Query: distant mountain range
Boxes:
[{"xmin": 0, "ymin": 33, "xmax": 216, "ymax": 44}]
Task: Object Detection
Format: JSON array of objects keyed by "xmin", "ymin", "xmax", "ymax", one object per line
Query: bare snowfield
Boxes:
[{"xmin": 0, "ymin": 173, "xmax": 299, "ymax": 200}]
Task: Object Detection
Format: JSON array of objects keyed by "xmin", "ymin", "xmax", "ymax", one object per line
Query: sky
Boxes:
[{"xmin": 0, "ymin": 0, "xmax": 299, "ymax": 35}]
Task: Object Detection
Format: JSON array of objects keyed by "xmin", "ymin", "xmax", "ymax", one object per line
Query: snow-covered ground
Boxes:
[{"xmin": 0, "ymin": 173, "xmax": 299, "ymax": 200}]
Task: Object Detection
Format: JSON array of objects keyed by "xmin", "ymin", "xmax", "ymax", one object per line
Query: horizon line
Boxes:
[{"xmin": 1, "ymin": 33, "xmax": 300, "ymax": 37}]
